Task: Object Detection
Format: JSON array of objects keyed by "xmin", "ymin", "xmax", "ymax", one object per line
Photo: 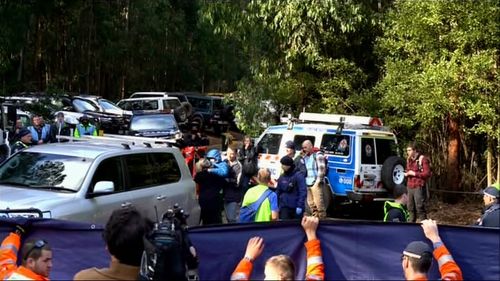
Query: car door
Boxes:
[
  {"xmin": 82, "ymin": 156, "xmax": 132, "ymax": 224},
  {"xmin": 359, "ymin": 137, "xmax": 378, "ymax": 191},
  {"xmin": 122, "ymin": 152, "xmax": 183, "ymax": 222},
  {"xmin": 320, "ymin": 133, "xmax": 355, "ymax": 196}
]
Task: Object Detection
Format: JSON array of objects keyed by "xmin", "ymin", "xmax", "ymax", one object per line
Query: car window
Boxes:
[
  {"xmin": 124, "ymin": 153, "xmax": 156, "ymax": 189},
  {"xmin": 257, "ymin": 133, "xmax": 282, "ymax": 154},
  {"xmin": 321, "ymin": 134, "xmax": 350, "ymax": 156},
  {"xmin": 151, "ymin": 153, "xmax": 181, "ymax": 184},
  {"xmin": 130, "ymin": 115, "xmax": 178, "ymax": 132},
  {"xmin": 213, "ymin": 99, "xmax": 223, "ymax": 110},
  {"xmin": 293, "ymin": 135, "xmax": 316, "ymax": 150},
  {"xmin": 376, "ymin": 138, "xmax": 398, "ymax": 165},
  {"xmin": 361, "ymin": 138, "xmax": 376, "ymax": 164},
  {"xmin": 0, "ymin": 152, "xmax": 93, "ymax": 192},
  {"xmin": 73, "ymin": 99, "xmax": 98, "ymax": 112},
  {"xmin": 117, "ymin": 101, "xmax": 131, "ymax": 110},
  {"xmin": 188, "ymin": 97, "xmax": 210, "ymax": 113},
  {"xmin": 163, "ymin": 99, "xmax": 181, "ymax": 110},
  {"xmin": 90, "ymin": 157, "xmax": 124, "ymax": 193},
  {"xmin": 98, "ymin": 99, "xmax": 121, "ymax": 111}
]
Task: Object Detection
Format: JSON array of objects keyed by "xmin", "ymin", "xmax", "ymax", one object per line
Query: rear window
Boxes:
[
  {"xmin": 321, "ymin": 134, "xmax": 351, "ymax": 156},
  {"xmin": 376, "ymin": 138, "xmax": 398, "ymax": 164},
  {"xmin": 123, "ymin": 153, "xmax": 180, "ymax": 189},
  {"xmin": 163, "ymin": 99, "xmax": 181, "ymax": 110},
  {"xmin": 257, "ymin": 133, "xmax": 282, "ymax": 154},
  {"xmin": 130, "ymin": 115, "xmax": 178, "ymax": 132}
]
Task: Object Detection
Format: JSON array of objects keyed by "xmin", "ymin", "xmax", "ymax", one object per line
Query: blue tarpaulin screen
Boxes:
[{"xmin": 0, "ymin": 219, "xmax": 498, "ymax": 280}]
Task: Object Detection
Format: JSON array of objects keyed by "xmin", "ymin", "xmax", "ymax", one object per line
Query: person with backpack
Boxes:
[
  {"xmin": 404, "ymin": 142, "xmax": 431, "ymax": 222},
  {"xmin": 276, "ymin": 156, "xmax": 307, "ymax": 220},
  {"xmin": 296, "ymin": 140, "xmax": 327, "ymax": 218},
  {"xmin": 240, "ymin": 168, "xmax": 278, "ymax": 222},
  {"xmin": 238, "ymin": 136, "xmax": 258, "ymax": 194}
]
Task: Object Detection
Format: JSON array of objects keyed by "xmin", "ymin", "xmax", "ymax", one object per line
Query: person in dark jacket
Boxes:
[
  {"xmin": 194, "ymin": 149, "xmax": 229, "ymax": 225},
  {"xmin": 384, "ymin": 184, "xmax": 409, "ymax": 222},
  {"xmin": 10, "ymin": 128, "xmax": 32, "ymax": 154},
  {"xmin": 238, "ymin": 136, "xmax": 258, "ymax": 194},
  {"xmin": 276, "ymin": 156, "xmax": 307, "ymax": 220},
  {"xmin": 223, "ymin": 146, "xmax": 242, "ymax": 223},
  {"xmin": 475, "ymin": 185, "xmax": 499, "ymax": 228},
  {"xmin": 50, "ymin": 112, "xmax": 71, "ymax": 142}
]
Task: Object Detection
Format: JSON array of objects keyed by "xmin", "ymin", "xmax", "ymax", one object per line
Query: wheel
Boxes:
[
  {"xmin": 191, "ymin": 115, "xmax": 204, "ymax": 130},
  {"xmin": 381, "ymin": 156, "xmax": 406, "ymax": 192},
  {"xmin": 181, "ymin": 102, "xmax": 193, "ymax": 117},
  {"xmin": 174, "ymin": 106, "xmax": 187, "ymax": 123}
]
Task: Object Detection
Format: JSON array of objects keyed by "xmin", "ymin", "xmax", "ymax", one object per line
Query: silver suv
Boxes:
[{"xmin": 0, "ymin": 136, "xmax": 200, "ymax": 225}]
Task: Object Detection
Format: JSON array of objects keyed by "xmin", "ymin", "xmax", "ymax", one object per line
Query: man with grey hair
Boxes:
[{"xmin": 296, "ymin": 140, "xmax": 326, "ymax": 218}]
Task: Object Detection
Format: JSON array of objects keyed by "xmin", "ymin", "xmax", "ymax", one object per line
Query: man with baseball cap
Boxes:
[
  {"xmin": 402, "ymin": 219, "xmax": 462, "ymax": 280},
  {"xmin": 475, "ymin": 184, "xmax": 499, "ymax": 227}
]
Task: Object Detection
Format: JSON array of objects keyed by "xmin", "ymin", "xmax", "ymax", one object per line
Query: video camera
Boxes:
[{"xmin": 139, "ymin": 204, "xmax": 199, "ymax": 281}]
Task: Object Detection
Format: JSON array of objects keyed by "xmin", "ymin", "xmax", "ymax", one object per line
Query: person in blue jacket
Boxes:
[
  {"xmin": 276, "ymin": 156, "xmax": 307, "ymax": 220},
  {"xmin": 194, "ymin": 149, "xmax": 229, "ymax": 225}
]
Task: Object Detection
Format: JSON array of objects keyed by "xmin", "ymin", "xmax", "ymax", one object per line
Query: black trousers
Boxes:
[{"xmin": 279, "ymin": 207, "xmax": 302, "ymax": 220}]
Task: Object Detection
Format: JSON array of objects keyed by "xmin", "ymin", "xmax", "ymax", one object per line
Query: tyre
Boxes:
[
  {"xmin": 191, "ymin": 115, "xmax": 204, "ymax": 130},
  {"xmin": 174, "ymin": 106, "xmax": 187, "ymax": 123},
  {"xmin": 181, "ymin": 102, "xmax": 193, "ymax": 117},
  {"xmin": 381, "ymin": 156, "xmax": 406, "ymax": 192}
]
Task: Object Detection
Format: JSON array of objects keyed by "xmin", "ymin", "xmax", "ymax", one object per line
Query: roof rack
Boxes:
[{"xmin": 56, "ymin": 134, "xmax": 177, "ymax": 149}]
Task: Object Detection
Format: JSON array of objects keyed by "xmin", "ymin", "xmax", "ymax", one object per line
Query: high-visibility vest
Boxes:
[{"xmin": 383, "ymin": 201, "xmax": 409, "ymax": 222}]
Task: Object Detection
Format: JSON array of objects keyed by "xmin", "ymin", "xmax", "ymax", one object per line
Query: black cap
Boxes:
[
  {"xmin": 403, "ymin": 241, "xmax": 432, "ymax": 259},
  {"xmin": 285, "ymin": 141, "xmax": 295, "ymax": 150},
  {"xmin": 393, "ymin": 184, "xmax": 408, "ymax": 198},
  {"xmin": 17, "ymin": 128, "xmax": 31, "ymax": 138},
  {"xmin": 482, "ymin": 186, "xmax": 500, "ymax": 199},
  {"xmin": 280, "ymin": 156, "xmax": 294, "ymax": 166}
]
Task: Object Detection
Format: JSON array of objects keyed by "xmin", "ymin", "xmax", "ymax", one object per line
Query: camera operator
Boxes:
[{"xmin": 74, "ymin": 206, "xmax": 152, "ymax": 280}]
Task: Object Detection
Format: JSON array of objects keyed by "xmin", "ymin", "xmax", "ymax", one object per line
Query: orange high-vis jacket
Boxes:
[
  {"xmin": 413, "ymin": 244, "xmax": 463, "ymax": 281},
  {"xmin": 0, "ymin": 232, "xmax": 49, "ymax": 281},
  {"xmin": 231, "ymin": 239, "xmax": 324, "ymax": 280}
]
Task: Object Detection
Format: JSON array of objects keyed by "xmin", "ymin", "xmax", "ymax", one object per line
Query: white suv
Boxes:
[
  {"xmin": 0, "ymin": 135, "xmax": 200, "ymax": 226},
  {"xmin": 117, "ymin": 96, "xmax": 189, "ymax": 125}
]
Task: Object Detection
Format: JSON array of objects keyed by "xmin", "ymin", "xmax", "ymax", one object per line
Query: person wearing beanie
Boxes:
[
  {"xmin": 402, "ymin": 219, "xmax": 462, "ymax": 280},
  {"xmin": 383, "ymin": 184, "xmax": 409, "ymax": 222},
  {"xmin": 474, "ymin": 185, "xmax": 499, "ymax": 227},
  {"xmin": 10, "ymin": 128, "xmax": 32, "ymax": 154},
  {"xmin": 276, "ymin": 155, "xmax": 307, "ymax": 220},
  {"xmin": 284, "ymin": 140, "xmax": 296, "ymax": 159}
]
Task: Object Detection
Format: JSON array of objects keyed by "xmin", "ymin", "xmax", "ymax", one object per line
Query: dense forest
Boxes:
[{"xmin": 0, "ymin": 0, "xmax": 498, "ymax": 197}]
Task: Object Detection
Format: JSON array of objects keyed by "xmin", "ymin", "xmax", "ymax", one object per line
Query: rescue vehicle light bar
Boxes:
[{"xmin": 298, "ymin": 112, "xmax": 383, "ymax": 127}]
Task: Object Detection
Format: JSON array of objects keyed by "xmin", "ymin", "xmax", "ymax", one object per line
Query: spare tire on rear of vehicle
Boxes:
[
  {"xmin": 381, "ymin": 156, "xmax": 406, "ymax": 193},
  {"xmin": 181, "ymin": 102, "xmax": 192, "ymax": 117},
  {"xmin": 174, "ymin": 106, "xmax": 187, "ymax": 123}
]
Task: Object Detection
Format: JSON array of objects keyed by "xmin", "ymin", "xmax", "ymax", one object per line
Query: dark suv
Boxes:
[{"xmin": 178, "ymin": 94, "xmax": 235, "ymax": 134}]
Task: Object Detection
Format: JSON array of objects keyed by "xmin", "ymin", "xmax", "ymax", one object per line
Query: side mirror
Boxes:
[{"xmin": 87, "ymin": 181, "xmax": 114, "ymax": 198}]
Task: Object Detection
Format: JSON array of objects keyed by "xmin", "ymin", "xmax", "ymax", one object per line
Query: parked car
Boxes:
[
  {"xmin": 255, "ymin": 112, "xmax": 405, "ymax": 212},
  {"xmin": 128, "ymin": 112, "xmax": 181, "ymax": 139},
  {"xmin": 130, "ymin": 92, "xmax": 193, "ymax": 116},
  {"xmin": 182, "ymin": 93, "xmax": 235, "ymax": 134},
  {"xmin": 0, "ymin": 137, "xmax": 200, "ymax": 225},
  {"xmin": 117, "ymin": 96, "xmax": 188, "ymax": 125},
  {"xmin": 74, "ymin": 95, "xmax": 132, "ymax": 117}
]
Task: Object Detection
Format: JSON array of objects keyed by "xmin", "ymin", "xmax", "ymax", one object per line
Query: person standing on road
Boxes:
[
  {"xmin": 10, "ymin": 128, "xmax": 32, "ymax": 154},
  {"xmin": 276, "ymin": 156, "xmax": 307, "ymax": 220},
  {"xmin": 74, "ymin": 115, "xmax": 97, "ymax": 138},
  {"xmin": 401, "ymin": 219, "xmax": 462, "ymax": 280},
  {"xmin": 0, "ymin": 223, "xmax": 53, "ymax": 280},
  {"xmin": 231, "ymin": 216, "xmax": 324, "ymax": 280},
  {"xmin": 384, "ymin": 184, "xmax": 409, "ymax": 222},
  {"xmin": 296, "ymin": 140, "xmax": 327, "ymax": 218},
  {"xmin": 223, "ymin": 146, "xmax": 243, "ymax": 223},
  {"xmin": 474, "ymin": 185, "xmax": 499, "ymax": 228},
  {"xmin": 238, "ymin": 136, "xmax": 258, "ymax": 194},
  {"xmin": 28, "ymin": 115, "xmax": 51, "ymax": 145},
  {"xmin": 241, "ymin": 168, "xmax": 278, "ymax": 222},
  {"xmin": 404, "ymin": 142, "xmax": 431, "ymax": 222}
]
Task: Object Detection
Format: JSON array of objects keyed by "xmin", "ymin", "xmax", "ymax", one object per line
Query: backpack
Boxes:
[{"xmin": 239, "ymin": 189, "xmax": 272, "ymax": 222}]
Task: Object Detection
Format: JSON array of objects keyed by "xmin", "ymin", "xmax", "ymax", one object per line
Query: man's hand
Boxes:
[
  {"xmin": 302, "ymin": 216, "xmax": 319, "ymax": 241},
  {"xmin": 405, "ymin": 170, "xmax": 416, "ymax": 177},
  {"xmin": 421, "ymin": 219, "xmax": 442, "ymax": 243},
  {"xmin": 38, "ymin": 140, "xmax": 44, "ymax": 144},
  {"xmin": 244, "ymin": 237, "xmax": 265, "ymax": 262}
]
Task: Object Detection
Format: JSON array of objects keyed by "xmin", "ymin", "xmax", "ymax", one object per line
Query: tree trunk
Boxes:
[
  {"xmin": 445, "ymin": 114, "xmax": 461, "ymax": 203},
  {"xmin": 487, "ymin": 137, "xmax": 492, "ymax": 186}
]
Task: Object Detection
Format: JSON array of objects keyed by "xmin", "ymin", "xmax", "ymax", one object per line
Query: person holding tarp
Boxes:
[
  {"xmin": 402, "ymin": 219, "xmax": 462, "ymax": 281},
  {"xmin": 0, "ymin": 222, "xmax": 53, "ymax": 280},
  {"xmin": 231, "ymin": 216, "xmax": 324, "ymax": 280}
]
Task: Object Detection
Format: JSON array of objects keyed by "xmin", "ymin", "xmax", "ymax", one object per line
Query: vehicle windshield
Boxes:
[
  {"xmin": 213, "ymin": 99, "xmax": 224, "ymax": 110},
  {"xmin": 98, "ymin": 99, "xmax": 121, "ymax": 110},
  {"xmin": 0, "ymin": 152, "xmax": 93, "ymax": 192},
  {"xmin": 73, "ymin": 99, "xmax": 98, "ymax": 112},
  {"xmin": 130, "ymin": 115, "xmax": 178, "ymax": 132}
]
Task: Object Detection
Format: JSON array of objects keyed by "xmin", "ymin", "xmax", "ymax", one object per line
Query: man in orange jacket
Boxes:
[
  {"xmin": 231, "ymin": 216, "xmax": 324, "ymax": 280},
  {"xmin": 402, "ymin": 219, "xmax": 462, "ymax": 281},
  {"xmin": 0, "ymin": 225, "xmax": 53, "ymax": 281}
]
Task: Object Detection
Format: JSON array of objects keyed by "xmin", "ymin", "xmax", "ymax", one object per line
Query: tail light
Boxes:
[{"xmin": 354, "ymin": 175, "xmax": 363, "ymax": 188}]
